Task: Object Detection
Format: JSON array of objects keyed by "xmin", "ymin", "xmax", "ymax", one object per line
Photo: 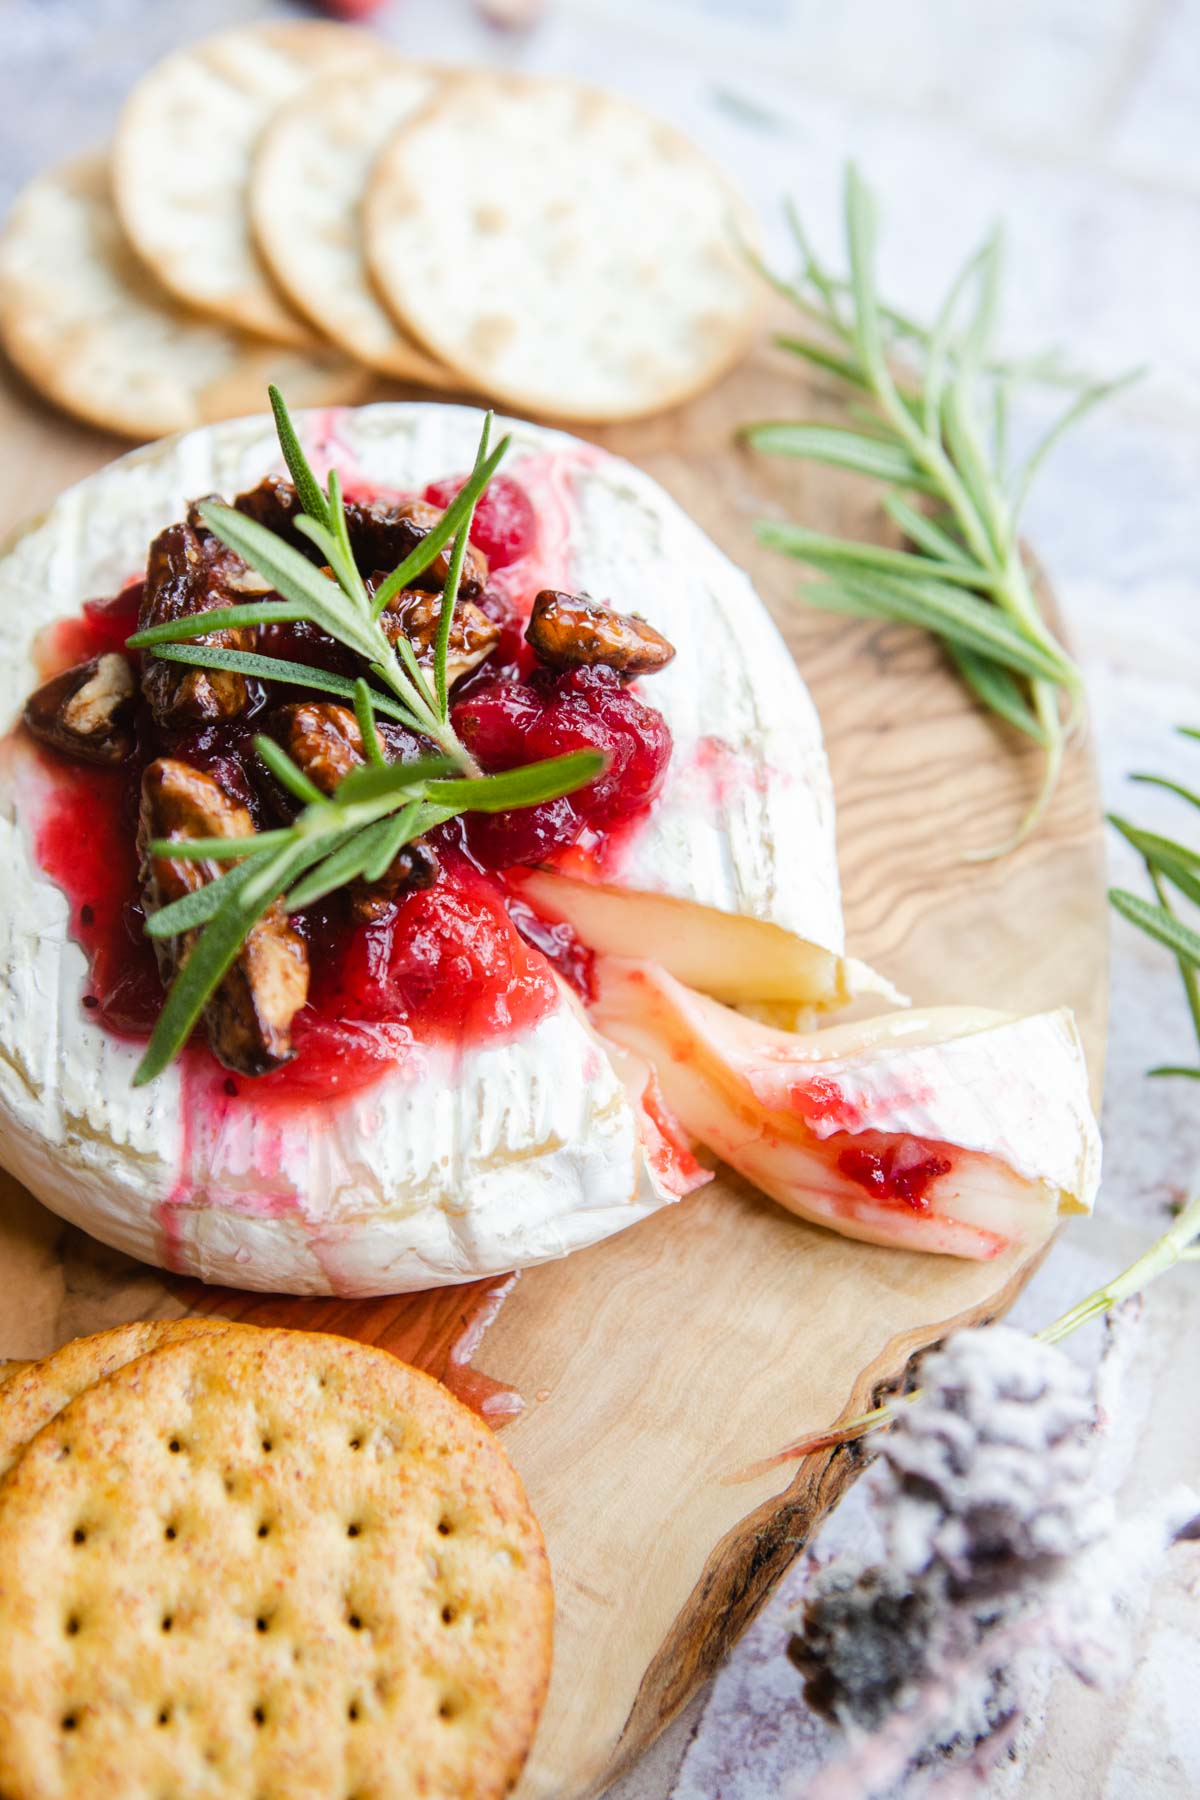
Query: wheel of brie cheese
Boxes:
[{"xmin": 0, "ymin": 403, "xmax": 1100, "ymax": 1295}]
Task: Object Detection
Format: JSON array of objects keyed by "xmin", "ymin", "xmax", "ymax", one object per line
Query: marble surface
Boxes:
[{"xmin": 0, "ymin": 0, "xmax": 1197, "ymax": 1794}]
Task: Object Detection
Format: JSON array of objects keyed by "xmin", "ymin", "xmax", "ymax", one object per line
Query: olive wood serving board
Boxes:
[{"xmin": 0, "ymin": 337, "xmax": 1106, "ymax": 1799}]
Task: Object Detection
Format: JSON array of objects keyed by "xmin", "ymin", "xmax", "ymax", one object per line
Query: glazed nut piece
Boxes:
[
  {"xmin": 233, "ymin": 478, "xmax": 490, "ymax": 595},
  {"xmin": 138, "ymin": 518, "xmax": 257, "ymax": 727},
  {"xmin": 347, "ymin": 839, "xmax": 441, "ymax": 922},
  {"xmin": 22, "ymin": 653, "xmax": 137, "ymax": 765},
  {"xmin": 526, "ymin": 589, "xmax": 676, "ymax": 678},
  {"xmin": 270, "ymin": 703, "xmax": 441, "ymax": 918},
  {"xmin": 271, "ymin": 699, "xmax": 377, "ymax": 797},
  {"xmin": 186, "ymin": 496, "xmax": 274, "ymax": 593},
  {"xmin": 381, "ymin": 587, "xmax": 501, "ymax": 689},
  {"xmin": 382, "ymin": 497, "xmax": 490, "ymax": 597},
  {"xmin": 139, "ymin": 757, "xmax": 309, "ymax": 1077}
]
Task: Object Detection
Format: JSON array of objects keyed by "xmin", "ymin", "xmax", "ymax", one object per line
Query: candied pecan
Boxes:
[
  {"xmin": 379, "ymin": 588, "xmax": 500, "ymax": 690},
  {"xmin": 369, "ymin": 498, "xmax": 489, "ymax": 597},
  {"xmin": 232, "ymin": 479, "xmax": 488, "ymax": 595},
  {"xmin": 186, "ymin": 495, "xmax": 274, "ymax": 594},
  {"xmin": 138, "ymin": 520, "xmax": 257, "ymax": 727},
  {"xmin": 347, "ymin": 840, "xmax": 441, "ymax": 923},
  {"xmin": 139, "ymin": 758, "xmax": 309, "ymax": 1077},
  {"xmin": 526, "ymin": 590, "xmax": 675, "ymax": 678},
  {"xmin": 229, "ymin": 475, "xmax": 314, "ymax": 559},
  {"xmin": 23, "ymin": 653, "xmax": 137, "ymax": 765},
  {"xmin": 270, "ymin": 701, "xmax": 375, "ymax": 797},
  {"xmin": 267, "ymin": 702, "xmax": 441, "ymax": 917}
]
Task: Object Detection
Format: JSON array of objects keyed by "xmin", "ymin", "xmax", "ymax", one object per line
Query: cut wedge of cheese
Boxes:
[
  {"xmin": 590, "ymin": 959, "xmax": 1101, "ymax": 1261},
  {"xmin": 515, "ymin": 871, "xmax": 899, "ymax": 1012}
]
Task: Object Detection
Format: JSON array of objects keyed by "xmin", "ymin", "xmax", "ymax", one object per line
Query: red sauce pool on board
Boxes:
[{"xmin": 169, "ymin": 1273, "xmax": 526, "ymax": 1426}]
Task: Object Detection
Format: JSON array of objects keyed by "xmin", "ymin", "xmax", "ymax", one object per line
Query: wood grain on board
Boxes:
[{"xmin": 0, "ymin": 335, "xmax": 1107, "ymax": 1799}]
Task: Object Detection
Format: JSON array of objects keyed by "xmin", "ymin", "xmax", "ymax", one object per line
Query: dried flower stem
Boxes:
[{"xmin": 739, "ymin": 1193, "xmax": 1200, "ymax": 1477}]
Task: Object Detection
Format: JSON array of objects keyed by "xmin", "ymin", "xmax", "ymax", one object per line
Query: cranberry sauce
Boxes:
[
  {"xmin": 24, "ymin": 465, "xmax": 666, "ymax": 1092},
  {"xmin": 33, "ymin": 693, "xmax": 560, "ymax": 1095},
  {"xmin": 834, "ymin": 1135, "xmax": 954, "ymax": 1212},
  {"xmin": 423, "ymin": 473, "xmax": 538, "ymax": 571},
  {"xmin": 454, "ymin": 666, "xmax": 672, "ymax": 870},
  {"xmin": 38, "ymin": 581, "xmax": 145, "ymax": 672}
]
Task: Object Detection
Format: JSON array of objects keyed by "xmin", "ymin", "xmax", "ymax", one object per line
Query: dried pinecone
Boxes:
[
  {"xmin": 790, "ymin": 1561, "xmax": 938, "ymax": 1732},
  {"xmin": 789, "ymin": 1326, "xmax": 1104, "ymax": 1736},
  {"xmin": 882, "ymin": 1325, "xmax": 1103, "ymax": 1593}
]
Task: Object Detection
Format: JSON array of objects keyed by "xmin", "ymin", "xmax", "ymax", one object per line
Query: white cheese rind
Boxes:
[{"xmin": 590, "ymin": 960, "xmax": 1101, "ymax": 1260}]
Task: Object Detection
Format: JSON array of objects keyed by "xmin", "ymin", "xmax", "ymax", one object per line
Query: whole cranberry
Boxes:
[{"xmin": 423, "ymin": 474, "xmax": 537, "ymax": 569}]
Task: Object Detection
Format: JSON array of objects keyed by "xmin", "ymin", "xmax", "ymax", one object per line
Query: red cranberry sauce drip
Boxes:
[
  {"xmin": 835, "ymin": 1136, "xmax": 954, "ymax": 1212},
  {"xmin": 34, "ymin": 758, "xmax": 161, "ymax": 1036},
  {"xmin": 38, "ymin": 580, "xmax": 144, "ymax": 674}
]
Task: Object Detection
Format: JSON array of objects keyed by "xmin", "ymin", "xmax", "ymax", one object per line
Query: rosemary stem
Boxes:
[
  {"xmin": 765, "ymin": 1190, "xmax": 1200, "ymax": 1465},
  {"xmin": 1148, "ymin": 867, "xmax": 1200, "ymax": 1050},
  {"xmin": 422, "ymin": 711, "xmax": 480, "ymax": 778},
  {"xmin": 997, "ymin": 541, "xmax": 1082, "ymax": 680},
  {"xmin": 872, "ymin": 370, "xmax": 1008, "ymax": 586},
  {"xmin": 369, "ymin": 659, "xmax": 479, "ymax": 776},
  {"xmin": 1037, "ymin": 1191, "xmax": 1200, "ymax": 1347}
]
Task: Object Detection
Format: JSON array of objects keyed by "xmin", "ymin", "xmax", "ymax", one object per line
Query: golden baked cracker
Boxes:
[
  {"xmin": 0, "ymin": 1318, "xmax": 230, "ymax": 1478},
  {"xmin": 0, "ymin": 1361, "xmax": 31, "ymax": 1387},
  {"xmin": 113, "ymin": 23, "xmax": 374, "ymax": 347},
  {"xmin": 0, "ymin": 1327, "xmax": 552, "ymax": 1800},
  {"xmin": 364, "ymin": 72, "xmax": 763, "ymax": 422},
  {"xmin": 251, "ymin": 60, "xmax": 451, "ymax": 383},
  {"xmin": 0, "ymin": 157, "xmax": 372, "ymax": 441}
]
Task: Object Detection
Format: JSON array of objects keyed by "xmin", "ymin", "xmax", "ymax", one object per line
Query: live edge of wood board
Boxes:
[{"xmin": 0, "ymin": 335, "xmax": 1106, "ymax": 1799}]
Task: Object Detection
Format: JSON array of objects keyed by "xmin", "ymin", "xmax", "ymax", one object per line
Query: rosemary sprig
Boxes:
[
  {"xmin": 128, "ymin": 384, "xmax": 606, "ymax": 1084},
  {"xmin": 1109, "ymin": 724, "xmax": 1200, "ymax": 1078},
  {"xmin": 127, "ymin": 387, "xmax": 504, "ymax": 774},
  {"xmin": 133, "ymin": 722, "xmax": 604, "ymax": 1087},
  {"xmin": 744, "ymin": 165, "xmax": 1142, "ymax": 855}
]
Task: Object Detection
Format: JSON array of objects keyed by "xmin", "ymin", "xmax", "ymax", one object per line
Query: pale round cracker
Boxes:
[
  {"xmin": 0, "ymin": 157, "xmax": 373, "ymax": 440},
  {"xmin": 0, "ymin": 1327, "xmax": 552, "ymax": 1800},
  {"xmin": 365, "ymin": 73, "xmax": 763, "ymax": 422},
  {"xmin": 0, "ymin": 1318, "xmax": 231, "ymax": 1478},
  {"xmin": 252, "ymin": 60, "xmax": 451, "ymax": 383},
  {"xmin": 113, "ymin": 22, "xmax": 373, "ymax": 347}
]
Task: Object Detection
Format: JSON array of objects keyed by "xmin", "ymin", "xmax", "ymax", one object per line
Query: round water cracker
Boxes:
[
  {"xmin": 252, "ymin": 60, "xmax": 451, "ymax": 383},
  {"xmin": 113, "ymin": 22, "xmax": 374, "ymax": 348},
  {"xmin": 0, "ymin": 1318, "xmax": 232, "ymax": 1479},
  {"xmin": 365, "ymin": 73, "xmax": 763, "ymax": 422},
  {"xmin": 0, "ymin": 1327, "xmax": 552, "ymax": 1800},
  {"xmin": 0, "ymin": 157, "xmax": 372, "ymax": 440}
]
